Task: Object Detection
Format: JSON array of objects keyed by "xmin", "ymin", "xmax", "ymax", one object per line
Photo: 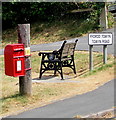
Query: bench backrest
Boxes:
[{"xmin": 60, "ymin": 39, "xmax": 78, "ymax": 59}]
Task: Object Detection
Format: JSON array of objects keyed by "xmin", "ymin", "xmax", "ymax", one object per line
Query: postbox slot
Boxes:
[
  {"xmin": 13, "ymin": 49, "xmax": 24, "ymax": 57},
  {"xmin": 14, "ymin": 49, "xmax": 24, "ymax": 52}
]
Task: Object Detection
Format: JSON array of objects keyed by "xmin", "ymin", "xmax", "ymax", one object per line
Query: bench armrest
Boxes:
[{"xmin": 38, "ymin": 50, "xmax": 60, "ymax": 61}]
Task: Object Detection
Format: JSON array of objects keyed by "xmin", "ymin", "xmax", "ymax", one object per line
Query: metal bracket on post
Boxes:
[
  {"xmin": 103, "ymin": 45, "xmax": 107, "ymax": 64},
  {"xmin": 89, "ymin": 45, "xmax": 93, "ymax": 71}
]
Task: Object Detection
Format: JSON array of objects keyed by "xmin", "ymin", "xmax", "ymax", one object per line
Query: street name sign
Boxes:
[
  {"xmin": 89, "ymin": 33, "xmax": 113, "ymax": 45},
  {"xmin": 88, "ymin": 32, "xmax": 113, "ymax": 71}
]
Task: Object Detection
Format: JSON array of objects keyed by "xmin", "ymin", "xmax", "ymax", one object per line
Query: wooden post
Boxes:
[
  {"xmin": 89, "ymin": 45, "xmax": 93, "ymax": 71},
  {"xmin": 100, "ymin": 2, "xmax": 108, "ymax": 30},
  {"xmin": 18, "ymin": 24, "xmax": 32, "ymax": 96}
]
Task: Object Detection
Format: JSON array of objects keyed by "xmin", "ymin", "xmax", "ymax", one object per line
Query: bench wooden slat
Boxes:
[{"xmin": 61, "ymin": 43, "xmax": 75, "ymax": 57}]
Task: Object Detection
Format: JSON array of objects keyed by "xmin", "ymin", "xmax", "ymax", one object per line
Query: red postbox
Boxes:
[{"xmin": 4, "ymin": 44, "xmax": 25, "ymax": 77}]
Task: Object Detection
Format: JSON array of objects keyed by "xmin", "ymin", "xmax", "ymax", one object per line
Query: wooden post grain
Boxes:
[{"xmin": 18, "ymin": 24, "xmax": 32, "ymax": 96}]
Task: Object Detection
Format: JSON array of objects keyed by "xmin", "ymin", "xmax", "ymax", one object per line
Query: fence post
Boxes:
[{"xmin": 18, "ymin": 24, "xmax": 32, "ymax": 96}]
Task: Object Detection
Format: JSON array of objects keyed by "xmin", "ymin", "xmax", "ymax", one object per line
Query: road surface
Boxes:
[{"xmin": 6, "ymin": 79, "xmax": 114, "ymax": 118}]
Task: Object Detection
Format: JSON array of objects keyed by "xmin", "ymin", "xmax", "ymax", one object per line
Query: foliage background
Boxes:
[{"xmin": 2, "ymin": 2, "xmax": 105, "ymax": 30}]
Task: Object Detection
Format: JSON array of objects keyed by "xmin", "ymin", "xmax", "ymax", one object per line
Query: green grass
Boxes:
[
  {"xmin": 24, "ymin": 51, "xmax": 114, "ymax": 76},
  {"xmin": 83, "ymin": 61, "xmax": 115, "ymax": 77},
  {"xmin": 1, "ymin": 51, "xmax": 114, "ymax": 78}
]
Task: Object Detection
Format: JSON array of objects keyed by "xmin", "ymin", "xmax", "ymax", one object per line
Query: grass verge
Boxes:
[{"xmin": 0, "ymin": 51, "xmax": 114, "ymax": 117}]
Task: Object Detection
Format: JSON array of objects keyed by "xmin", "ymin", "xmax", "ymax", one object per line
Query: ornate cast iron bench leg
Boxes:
[
  {"xmin": 60, "ymin": 62, "xmax": 63, "ymax": 80},
  {"xmin": 54, "ymin": 62, "xmax": 57, "ymax": 76},
  {"xmin": 72, "ymin": 56, "xmax": 76, "ymax": 74},
  {"xmin": 39, "ymin": 61, "xmax": 43, "ymax": 79}
]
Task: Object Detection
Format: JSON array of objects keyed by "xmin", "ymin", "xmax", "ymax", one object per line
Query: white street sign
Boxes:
[{"xmin": 89, "ymin": 33, "xmax": 113, "ymax": 45}]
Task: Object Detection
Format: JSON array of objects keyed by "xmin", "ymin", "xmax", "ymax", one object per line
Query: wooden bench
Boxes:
[{"xmin": 38, "ymin": 39, "xmax": 78, "ymax": 80}]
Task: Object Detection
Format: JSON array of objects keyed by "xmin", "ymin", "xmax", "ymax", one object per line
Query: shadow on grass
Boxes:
[{"xmin": 1, "ymin": 93, "xmax": 26, "ymax": 101}]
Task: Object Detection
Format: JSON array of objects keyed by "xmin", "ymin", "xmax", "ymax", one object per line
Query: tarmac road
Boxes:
[{"xmin": 6, "ymin": 79, "xmax": 114, "ymax": 118}]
